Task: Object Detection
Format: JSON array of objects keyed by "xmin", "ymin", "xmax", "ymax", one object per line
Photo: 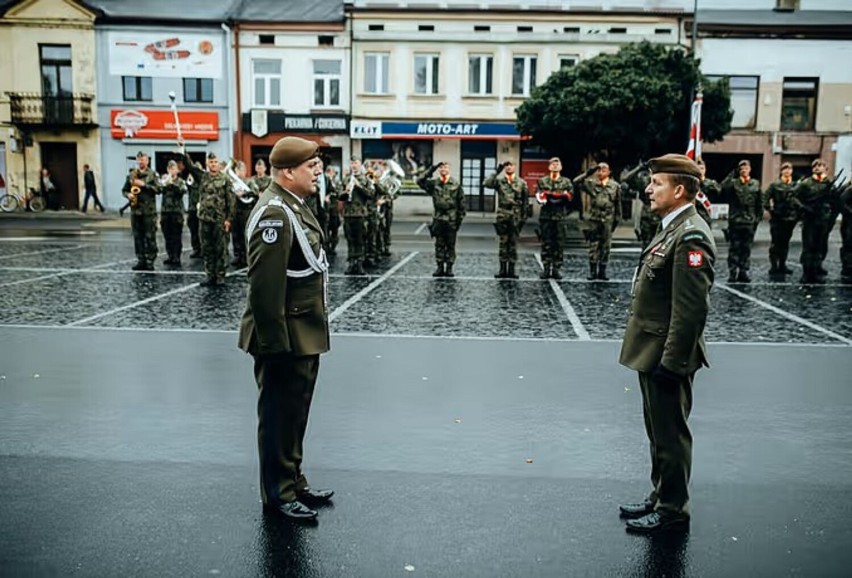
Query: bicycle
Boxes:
[{"xmin": 0, "ymin": 186, "xmax": 46, "ymax": 213}]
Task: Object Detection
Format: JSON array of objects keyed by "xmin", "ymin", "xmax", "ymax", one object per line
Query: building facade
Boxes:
[
  {"xmin": 0, "ymin": 0, "xmax": 98, "ymax": 210},
  {"xmin": 348, "ymin": 1, "xmax": 687, "ymax": 214}
]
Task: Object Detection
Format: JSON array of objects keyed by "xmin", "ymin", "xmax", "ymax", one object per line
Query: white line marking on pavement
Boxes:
[
  {"xmin": 717, "ymin": 283, "xmax": 852, "ymax": 346},
  {"xmin": 535, "ymin": 253, "xmax": 591, "ymax": 341},
  {"xmin": 414, "ymin": 223, "xmax": 428, "ymax": 235},
  {"xmin": 0, "ymin": 258, "xmax": 139, "ymax": 288},
  {"xmin": 329, "ymin": 252, "xmax": 418, "ymax": 323},
  {"xmin": 0, "ymin": 244, "xmax": 86, "ymax": 261}
]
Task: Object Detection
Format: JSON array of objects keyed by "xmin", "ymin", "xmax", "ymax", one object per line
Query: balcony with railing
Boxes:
[{"xmin": 6, "ymin": 92, "xmax": 96, "ymax": 129}]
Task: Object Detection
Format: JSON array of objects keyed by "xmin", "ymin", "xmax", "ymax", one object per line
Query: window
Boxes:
[
  {"xmin": 259, "ymin": 34, "xmax": 275, "ymax": 45},
  {"xmin": 564, "ymin": 26, "xmax": 580, "ymax": 33},
  {"xmin": 609, "ymin": 27, "xmax": 627, "ymax": 34},
  {"xmin": 318, "ymin": 35, "xmax": 334, "ymax": 47},
  {"xmin": 364, "ymin": 52, "xmax": 389, "ymax": 94},
  {"xmin": 183, "ymin": 78, "xmax": 213, "ymax": 103},
  {"xmin": 40, "ymin": 44, "xmax": 72, "ymax": 97},
  {"xmin": 475, "ymin": 25, "xmax": 490, "ymax": 32},
  {"xmin": 512, "ymin": 55, "xmax": 537, "ymax": 96},
  {"xmin": 253, "ymin": 59, "xmax": 281, "ymax": 107},
  {"xmin": 313, "ymin": 60, "xmax": 341, "ymax": 107},
  {"xmin": 122, "ymin": 76, "xmax": 153, "ymax": 102},
  {"xmin": 706, "ymin": 75, "xmax": 759, "ymax": 129},
  {"xmin": 781, "ymin": 77, "xmax": 818, "ymax": 131},
  {"xmin": 368, "ymin": 24, "xmax": 384, "ymax": 31},
  {"xmin": 517, "ymin": 26, "xmax": 533, "ymax": 33},
  {"xmin": 419, "ymin": 25, "xmax": 434, "ymax": 31},
  {"xmin": 559, "ymin": 55, "xmax": 579, "ymax": 70},
  {"xmin": 414, "ymin": 54, "xmax": 439, "ymax": 95},
  {"xmin": 468, "ymin": 54, "xmax": 493, "ymax": 96}
]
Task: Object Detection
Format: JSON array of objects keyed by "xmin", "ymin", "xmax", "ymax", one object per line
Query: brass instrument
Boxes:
[
  {"xmin": 128, "ymin": 168, "xmax": 140, "ymax": 207},
  {"xmin": 224, "ymin": 158, "xmax": 255, "ymax": 204},
  {"xmin": 160, "ymin": 172, "xmax": 175, "ymax": 187},
  {"xmin": 378, "ymin": 159, "xmax": 404, "ymax": 198}
]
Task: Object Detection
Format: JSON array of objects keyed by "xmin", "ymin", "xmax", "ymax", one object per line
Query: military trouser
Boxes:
[
  {"xmin": 130, "ymin": 213, "xmax": 158, "ymax": 266},
  {"xmin": 160, "ymin": 212, "xmax": 184, "ymax": 262},
  {"xmin": 840, "ymin": 216, "xmax": 852, "ymax": 281},
  {"xmin": 365, "ymin": 213, "xmax": 379, "ymax": 263},
  {"xmin": 494, "ymin": 215, "xmax": 520, "ymax": 263},
  {"xmin": 327, "ymin": 213, "xmax": 341, "ymax": 253},
  {"xmin": 800, "ymin": 217, "xmax": 832, "ymax": 274},
  {"xmin": 187, "ymin": 210, "xmax": 201, "ymax": 254},
  {"xmin": 200, "ymin": 220, "xmax": 228, "ymax": 282},
  {"xmin": 254, "ymin": 352, "xmax": 319, "ymax": 505},
  {"xmin": 727, "ymin": 223, "xmax": 756, "ymax": 274},
  {"xmin": 587, "ymin": 218, "xmax": 613, "ymax": 264},
  {"xmin": 381, "ymin": 205, "xmax": 393, "ymax": 255},
  {"xmin": 232, "ymin": 207, "xmax": 251, "ymax": 263},
  {"xmin": 768, "ymin": 219, "xmax": 797, "ymax": 266},
  {"xmin": 539, "ymin": 218, "xmax": 566, "ymax": 267},
  {"xmin": 638, "ymin": 370, "xmax": 694, "ymax": 516},
  {"xmin": 343, "ymin": 216, "xmax": 366, "ymax": 265},
  {"xmin": 432, "ymin": 219, "xmax": 459, "ymax": 265}
]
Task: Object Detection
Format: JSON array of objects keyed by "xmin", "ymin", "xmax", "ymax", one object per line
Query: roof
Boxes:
[
  {"xmin": 232, "ymin": 0, "xmax": 344, "ymax": 22},
  {"xmin": 695, "ymin": 9, "xmax": 852, "ymax": 39},
  {"xmin": 85, "ymin": 0, "xmax": 238, "ymax": 23}
]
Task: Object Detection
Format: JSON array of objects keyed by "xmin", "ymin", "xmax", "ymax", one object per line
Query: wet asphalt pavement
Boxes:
[{"xmin": 1, "ymin": 219, "xmax": 851, "ymax": 577}]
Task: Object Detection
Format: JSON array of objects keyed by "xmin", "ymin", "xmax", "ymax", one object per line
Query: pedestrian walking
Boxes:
[
  {"xmin": 80, "ymin": 164, "xmax": 104, "ymax": 212},
  {"xmin": 618, "ymin": 153, "xmax": 716, "ymax": 534},
  {"xmin": 238, "ymin": 136, "xmax": 333, "ymax": 522}
]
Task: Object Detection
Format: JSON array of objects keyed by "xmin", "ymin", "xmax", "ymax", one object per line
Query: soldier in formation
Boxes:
[
  {"xmin": 763, "ymin": 161, "xmax": 800, "ymax": 275},
  {"xmin": 159, "ymin": 160, "xmax": 187, "ymax": 266},
  {"xmin": 621, "ymin": 163, "xmax": 657, "ymax": 249},
  {"xmin": 304, "ymin": 160, "xmax": 330, "ymax": 253},
  {"xmin": 231, "ymin": 160, "xmax": 256, "ymax": 269},
  {"xmin": 184, "ymin": 151, "xmax": 235, "ymax": 287},
  {"xmin": 840, "ymin": 182, "xmax": 852, "ymax": 285},
  {"xmin": 535, "ymin": 157, "xmax": 574, "ymax": 279},
  {"xmin": 341, "ymin": 155, "xmax": 375, "ymax": 276},
  {"xmin": 695, "ymin": 159, "xmax": 717, "ymax": 225},
  {"xmin": 418, "ymin": 161, "xmax": 466, "ymax": 277},
  {"xmin": 248, "ymin": 158, "xmax": 273, "ymax": 198},
  {"xmin": 178, "ymin": 157, "xmax": 203, "ymax": 260},
  {"xmin": 375, "ymin": 164, "xmax": 396, "ymax": 259},
  {"xmin": 795, "ymin": 158, "xmax": 837, "ymax": 284},
  {"xmin": 484, "ymin": 160, "xmax": 529, "ymax": 279},
  {"xmin": 720, "ymin": 160, "xmax": 762, "ymax": 283},
  {"xmin": 581, "ymin": 162, "xmax": 621, "ymax": 281},
  {"xmin": 122, "ymin": 151, "xmax": 160, "ymax": 271},
  {"xmin": 324, "ymin": 165, "xmax": 341, "ymax": 256}
]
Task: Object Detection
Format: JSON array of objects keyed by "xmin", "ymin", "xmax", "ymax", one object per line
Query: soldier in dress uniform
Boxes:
[
  {"xmin": 231, "ymin": 160, "xmax": 256, "ymax": 269},
  {"xmin": 535, "ymin": 157, "xmax": 574, "ymax": 279},
  {"xmin": 159, "ymin": 160, "xmax": 187, "ymax": 266},
  {"xmin": 417, "ymin": 161, "xmax": 466, "ymax": 277},
  {"xmin": 618, "ymin": 153, "xmax": 716, "ymax": 535},
  {"xmin": 238, "ymin": 136, "xmax": 333, "ymax": 522},
  {"xmin": 581, "ymin": 162, "xmax": 621, "ymax": 281},
  {"xmin": 720, "ymin": 159, "xmax": 762, "ymax": 283},
  {"xmin": 763, "ymin": 162, "xmax": 801, "ymax": 276},
  {"xmin": 341, "ymin": 155, "xmax": 375, "ymax": 276},
  {"xmin": 183, "ymin": 151, "xmax": 235, "ymax": 287},
  {"xmin": 122, "ymin": 151, "xmax": 161, "ymax": 271},
  {"xmin": 484, "ymin": 160, "xmax": 529, "ymax": 279},
  {"xmin": 795, "ymin": 158, "xmax": 837, "ymax": 284}
]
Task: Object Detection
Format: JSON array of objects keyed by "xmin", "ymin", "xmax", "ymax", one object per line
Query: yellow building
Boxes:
[{"xmin": 0, "ymin": 0, "xmax": 98, "ymax": 210}]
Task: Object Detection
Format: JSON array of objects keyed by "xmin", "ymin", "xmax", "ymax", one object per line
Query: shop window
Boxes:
[
  {"xmin": 781, "ymin": 77, "xmax": 818, "ymax": 131},
  {"xmin": 362, "ymin": 139, "xmax": 434, "ymax": 192}
]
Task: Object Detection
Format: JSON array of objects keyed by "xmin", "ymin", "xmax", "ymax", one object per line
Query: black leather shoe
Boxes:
[
  {"xmin": 624, "ymin": 511, "xmax": 689, "ymax": 534},
  {"xmin": 297, "ymin": 487, "xmax": 334, "ymax": 506},
  {"xmin": 131, "ymin": 262, "xmax": 146, "ymax": 271},
  {"xmin": 199, "ymin": 278, "xmax": 215, "ymax": 287},
  {"xmin": 619, "ymin": 500, "xmax": 655, "ymax": 519},
  {"xmin": 263, "ymin": 500, "xmax": 318, "ymax": 521}
]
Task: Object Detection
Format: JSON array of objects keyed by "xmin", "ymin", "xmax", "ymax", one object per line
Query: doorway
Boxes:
[
  {"xmin": 40, "ymin": 141, "xmax": 78, "ymax": 210},
  {"xmin": 461, "ymin": 140, "xmax": 497, "ymax": 212}
]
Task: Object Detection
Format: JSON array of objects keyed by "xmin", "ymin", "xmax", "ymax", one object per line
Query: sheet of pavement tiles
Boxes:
[
  {"xmin": 2, "ymin": 243, "xmax": 139, "ymax": 270},
  {"xmin": 330, "ymin": 276, "xmax": 578, "ymax": 339},
  {"xmin": 558, "ymin": 281, "xmax": 835, "ymax": 343},
  {"xmin": 0, "ymin": 269, "xmax": 58, "ymax": 285},
  {"xmin": 83, "ymin": 275, "xmax": 373, "ymax": 331},
  {"xmin": 0, "ymin": 241, "xmax": 82, "ymax": 258},
  {"xmin": 399, "ymin": 251, "xmax": 544, "ymax": 279}
]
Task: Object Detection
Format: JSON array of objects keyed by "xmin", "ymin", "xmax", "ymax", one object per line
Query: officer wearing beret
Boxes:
[
  {"xmin": 618, "ymin": 154, "xmax": 716, "ymax": 534},
  {"xmin": 238, "ymin": 136, "xmax": 333, "ymax": 522}
]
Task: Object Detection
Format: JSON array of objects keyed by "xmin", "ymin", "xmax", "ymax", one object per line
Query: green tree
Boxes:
[{"xmin": 515, "ymin": 41, "xmax": 732, "ymax": 173}]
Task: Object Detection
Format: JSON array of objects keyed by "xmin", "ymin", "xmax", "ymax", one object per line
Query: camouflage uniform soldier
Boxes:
[
  {"xmin": 247, "ymin": 158, "xmax": 273, "ymax": 199},
  {"xmin": 417, "ymin": 161, "xmax": 466, "ymax": 277},
  {"xmin": 341, "ymin": 155, "xmax": 375, "ymax": 275},
  {"xmin": 159, "ymin": 160, "xmax": 187, "ymax": 266},
  {"xmin": 122, "ymin": 151, "xmax": 160, "ymax": 271},
  {"xmin": 622, "ymin": 166, "xmax": 658, "ymax": 249},
  {"xmin": 178, "ymin": 157, "xmax": 202, "ymax": 259},
  {"xmin": 484, "ymin": 160, "xmax": 529, "ymax": 279},
  {"xmin": 839, "ymin": 183, "xmax": 852, "ymax": 285},
  {"xmin": 184, "ymin": 152, "xmax": 235, "ymax": 287},
  {"xmin": 535, "ymin": 157, "xmax": 574, "ymax": 279},
  {"xmin": 695, "ymin": 159, "xmax": 718, "ymax": 226},
  {"xmin": 231, "ymin": 160, "xmax": 257, "ymax": 269},
  {"xmin": 582, "ymin": 162, "xmax": 621, "ymax": 280},
  {"xmin": 795, "ymin": 158, "xmax": 836, "ymax": 284},
  {"xmin": 363, "ymin": 165, "xmax": 381, "ymax": 267},
  {"xmin": 764, "ymin": 162, "xmax": 801, "ymax": 275},
  {"xmin": 720, "ymin": 160, "xmax": 762, "ymax": 283},
  {"xmin": 304, "ymin": 185, "xmax": 329, "ymax": 248},
  {"xmin": 324, "ymin": 166, "xmax": 341, "ymax": 255},
  {"xmin": 375, "ymin": 166, "xmax": 396, "ymax": 258}
]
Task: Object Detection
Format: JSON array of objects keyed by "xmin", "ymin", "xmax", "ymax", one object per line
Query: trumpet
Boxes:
[{"xmin": 159, "ymin": 173, "xmax": 175, "ymax": 187}]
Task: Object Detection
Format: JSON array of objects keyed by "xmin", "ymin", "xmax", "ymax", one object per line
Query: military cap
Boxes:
[
  {"xmin": 269, "ymin": 137, "xmax": 319, "ymax": 169},
  {"xmin": 350, "ymin": 154, "xmax": 361, "ymax": 162},
  {"xmin": 780, "ymin": 162, "xmax": 792, "ymax": 170},
  {"xmin": 648, "ymin": 154, "xmax": 701, "ymax": 179},
  {"xmin": 812, "ymin": 158, "xmax": 826, "ymax": 168},
  {"xmin": 136, "ymin": 151, "xmax": 148, "ymax": 159},
  {"xmin": 167, "ymin": 160, "xmax": 177, "ymax": 169},
  {"xmin": 738, "ymin": 159, "xmax": 751, "ymax": 168},
  {"xmin": 207, "ymin": 151, "xmax": 218, "ymax": 160},
  {"xmin": 548, "ymin": 156, "xmax": 561, "ymax": 163}
]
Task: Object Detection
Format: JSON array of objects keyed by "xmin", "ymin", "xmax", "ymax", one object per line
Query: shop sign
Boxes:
[
  {"xmin": 282, "ymin": 115, "xmax": 349, "ymax": 133},
  {"xmin": 350, "ymin": 120, "xmax": 382, "ymax": 139},
  {"xmin": 376, "ymin": 121, "xmax": 524, "ymax": 140},
  {"xmin": 111, "ymin": 109, "xmax": 219, "ymax": 140}
]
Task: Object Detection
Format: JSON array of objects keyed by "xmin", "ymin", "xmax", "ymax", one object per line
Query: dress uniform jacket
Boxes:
[
  {"xmin": 619, "ymin": 204, "xmax": 716, "ymax": 376},
  {"xmin": 238, "ymin": 182, "xmax": 330, "ymax": 356}
]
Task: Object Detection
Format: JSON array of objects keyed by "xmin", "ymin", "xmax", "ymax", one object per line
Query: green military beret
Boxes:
[
  {"xmin": 648, "ymin": 154, "xmax": 701, "ymax": 179},
  {"xmin": 270, "ymin": 136, "xmax": 319, "ymax": 169}
]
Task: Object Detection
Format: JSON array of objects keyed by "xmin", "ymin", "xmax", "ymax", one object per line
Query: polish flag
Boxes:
[{"xmin": 686, "ymin": 91, "xmax": 712, "ymax": 214}]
